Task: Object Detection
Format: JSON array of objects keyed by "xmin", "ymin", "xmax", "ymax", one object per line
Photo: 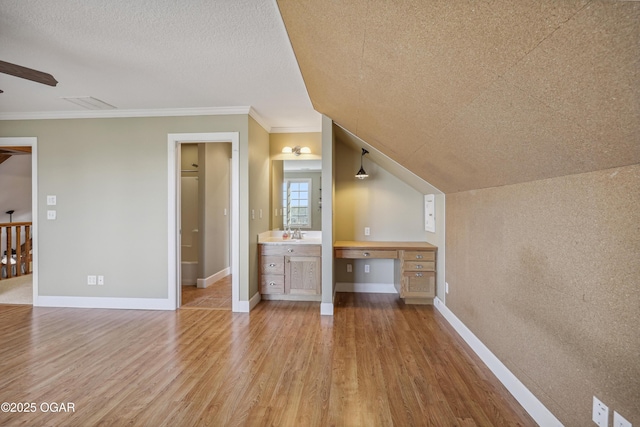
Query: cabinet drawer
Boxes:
[
  {"xmin": 262, "ymin": 244, "xmax": 321, "ymax": 257},
  {"xmin": 335, "ymin": 249, "xmax": 398, "ymax": 259},
  {"xmin": 261, "ymin": 275, "xmax": 285, "ymax": 294},
  {"xmin": 403, "ymin": 251, "xmax": 435, "ymax": 261},
  {"xmin": 402, "ymin": 271, "xmax": 435, "ymax": 298},
  {"xmin": 403, "ymin": 261, "xmax": 435, "ymax": 271},
  {"xmin": 261, "ymin": 256, "xmax": 284, "ymax": 274}
]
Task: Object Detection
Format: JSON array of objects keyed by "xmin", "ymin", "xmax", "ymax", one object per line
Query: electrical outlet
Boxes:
[
  {"xmin": 347, "ymin": 264, "xmax": 352, "ymax": 273},
  {"xmin": 87, "ymin": 275, "xmax": 97, "ymax": 285},
  {"xmin": 97, "ymin": 275, "xmax": 104, "ymax": 285},
  {"xmin": 364, "ymin": 264, "xmax": 370, "ymax": 273},
  {"xmin": 593, "ymin": 396, "xmax": 609, "ymax": 427},
  {"xmin": 364, "ymin": 227, "xmax": 370, "ymax": 236},
  {"xmin": 614, "ymin": 411, "xmax": 631, "ymax": 427}
]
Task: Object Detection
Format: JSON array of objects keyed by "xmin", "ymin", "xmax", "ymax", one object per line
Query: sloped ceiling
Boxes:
[{"xmin": 277, "ymin": 0, "xmax": 640, "ymax": 193}]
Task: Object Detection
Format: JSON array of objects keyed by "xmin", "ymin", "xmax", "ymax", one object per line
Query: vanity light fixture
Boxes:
[
  {"xmin": 355, "ymin": 148, "xmax": 369, "ymax": 179},
  {"xmin": 282, "ymin": 146, "xmax": 311, "ymax": 156}
]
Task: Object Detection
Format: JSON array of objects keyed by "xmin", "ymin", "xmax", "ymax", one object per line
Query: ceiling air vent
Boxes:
[{"xmin": 61, "ymin": 96, "xmax": 116, "ymax": 110}]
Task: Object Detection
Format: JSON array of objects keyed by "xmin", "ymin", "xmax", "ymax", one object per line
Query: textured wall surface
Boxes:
[
  {"xmin": 278, "ymin": 0, "xmax": 640, "ymax": 193},
  {"xmin": 446, "ymin": 164, "xmax": 640, "ymax": 426}
]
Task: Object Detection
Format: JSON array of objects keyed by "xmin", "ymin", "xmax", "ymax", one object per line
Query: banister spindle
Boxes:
[{"xmin": 5, "ymin": 225, "xmax": 12, "ymax": 278}]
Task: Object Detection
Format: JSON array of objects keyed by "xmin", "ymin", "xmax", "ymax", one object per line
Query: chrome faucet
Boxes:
[{"xmin": 292, "ymin": 228, "xmax": 302, "ymax": 240}]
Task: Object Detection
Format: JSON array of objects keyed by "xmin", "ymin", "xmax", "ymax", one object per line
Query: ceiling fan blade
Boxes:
[{"xmin": 0, "ymin": 60, "xmax": 58, "ymax": 87}]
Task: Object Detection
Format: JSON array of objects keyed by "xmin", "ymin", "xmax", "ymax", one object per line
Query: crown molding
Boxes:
[
  {"xmin": 248, "ymin": 107, "xmax": 272, "ymax": 133},
  {"xmin": 270, "ymin": 125, "xmax": 322, "ymax": 133},
  {"xmin": 0, "ymin": 106, "xmax": 253, "ymax": 121},
  {"xmin": 0, "ymin": 105, "xmax": 323, "ymax": 133}
]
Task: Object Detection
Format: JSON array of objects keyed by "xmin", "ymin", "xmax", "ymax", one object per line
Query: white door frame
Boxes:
[
  {"xmin": 0, "ymin": 137, "xmax": 38, "ymax": 305},
  {"xmin": 168, "ymin": 132, "xmax": 240, "ymax": 312}
]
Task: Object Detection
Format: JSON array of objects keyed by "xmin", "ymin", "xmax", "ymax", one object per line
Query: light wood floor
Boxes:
[
  {"xmin": 181, "ymin": 275, "xmax": 232, "ymax": 310},
  {"xmin": 0, "ymin": 293, "xmax": 535, "ymax": 426}
]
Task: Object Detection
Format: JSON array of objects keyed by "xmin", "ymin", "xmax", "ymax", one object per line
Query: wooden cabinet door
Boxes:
[
  {"xmin": 402, "ymin": 271, "xmax": 435, "ymax": 298},
  {"xmin": 286, "ymin": 256, "xmax": 321, "ymax": 295}
]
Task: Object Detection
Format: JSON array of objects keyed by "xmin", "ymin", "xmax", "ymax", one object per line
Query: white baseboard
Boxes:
[
  {"xmin": 35, "ymin": 296, "xmax": 174, "ymax": 310},
  {"xmin": 320, "ymin": 302, "xmax": 333, "ymax": 316},
  {"xmin": 249, "ymin": 291, "xmax": 261, "ymax": 311},
  {"xmin": 335, "ymin": 282, "xmax": 397, "ymax": 294},
  {"xmin": 433, "ymin": 297, "xmax": 563, "ymax": 427},
  {"xmin": 197, "ymin": 267, "xmax": 231, "ymax": 289}
]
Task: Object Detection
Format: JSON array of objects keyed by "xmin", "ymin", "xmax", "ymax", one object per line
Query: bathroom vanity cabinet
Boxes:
[{"xmin": 259, "ymin": 243, "xmax": 321, "ymax": 300}]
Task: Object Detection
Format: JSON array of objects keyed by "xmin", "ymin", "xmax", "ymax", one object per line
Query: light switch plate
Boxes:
[
  {"xmin": 593, "ymin": 396, "xmax": 609, "ymax": 427},
  {"xmin": 47, "ymin": 195, "xmax": 57, "ymax": 206},
  {"xmin": 425, "ymin": 194, "xmax": 435, "ymax": 232}
]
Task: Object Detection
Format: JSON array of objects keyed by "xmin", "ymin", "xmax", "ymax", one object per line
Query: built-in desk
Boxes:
[{"xmin": 334, "ymin": 241, "xmax": 437, "ymax": 304}]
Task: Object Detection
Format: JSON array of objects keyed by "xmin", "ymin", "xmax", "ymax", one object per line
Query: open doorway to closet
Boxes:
[{"xmin": 179, "ymin": 142, "xmax": 232, "ymax": 310}]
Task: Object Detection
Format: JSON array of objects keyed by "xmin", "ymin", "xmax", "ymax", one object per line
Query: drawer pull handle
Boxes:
[
  {"xmin": 269, "ymin": 263, "xmax": 276, "ymax": 267},
  {"xmin": 287, "ymin": 248, "xmax": 294, "ymax": 253},
  {"xmin": 269, "ymin": 282, "xmax": 276, "ymax": 286},
  {"xmin": 363, "ymin": 252, "xmax": 370, "ymax": 257},
  {"xmin": 416, "ymin": 265, "xmax": 423, "ymax": 269},
  {"xmin": 416, "ymin": 255, "xmax": 423, "ymax": 259},
  {"xmin": 415, "ymin": 273, "xmax": 423, "ymax": 277}
]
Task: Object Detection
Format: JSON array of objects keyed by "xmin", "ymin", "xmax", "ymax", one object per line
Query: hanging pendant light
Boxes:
[{"xmin": 355, "ymin": 148, "xmax": 369, "ymax": 179}]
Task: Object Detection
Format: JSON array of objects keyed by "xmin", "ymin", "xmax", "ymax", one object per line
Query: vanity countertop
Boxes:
[{"xmin": 258, "ymin": 230, "xmax": 322, "ymax": 245}]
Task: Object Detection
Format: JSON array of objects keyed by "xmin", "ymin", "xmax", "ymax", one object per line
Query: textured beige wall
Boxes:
[{"xmin": 446, "ymin": 164, "xmax": 640, "ymax": 426}]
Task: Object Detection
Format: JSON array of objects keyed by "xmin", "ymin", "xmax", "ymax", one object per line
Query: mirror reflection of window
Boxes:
[{"xmin": 283, "ymin": 178, "xmax": 312, "ymax": 228}]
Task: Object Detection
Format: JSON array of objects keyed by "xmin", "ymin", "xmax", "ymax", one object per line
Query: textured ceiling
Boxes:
[
  {"xmin": 277, "ymin": 0, "xmax": 640, "ymax": 193},
  {"xmin": 0, "ymin": 0, "xmax": 320, "ymax": 130}
]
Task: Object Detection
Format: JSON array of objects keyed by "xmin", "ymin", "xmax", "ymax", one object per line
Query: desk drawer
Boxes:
[
  {"xmin": 262, "ymin": 244, "xmax": 321, "ymax": 257},
  {"xmin": 403, "ymin": 251, "xmax": 435, "ymax": 261},
  {"xmin": 261, "ymin": 275, "xmax": 284, "ymax": 294},
  {"xmin": 335, "ymin": 249, "xmax": 398, "ymax": 259},
  {"xmin": 403, "ymin": 261, "xmax": 435, "ymax": 272}
]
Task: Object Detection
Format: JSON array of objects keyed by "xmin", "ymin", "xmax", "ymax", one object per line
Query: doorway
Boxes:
[
  {"xmin": 179, "ymin": 143, "xmax": 232, "ymax": 309},
  {"xmin": 167, "ymin": 132, "xmax": 240, "ymax": 312},
  {"xmin": 0, "ymin": 137, "xmax": 37, "ymax": 306}
]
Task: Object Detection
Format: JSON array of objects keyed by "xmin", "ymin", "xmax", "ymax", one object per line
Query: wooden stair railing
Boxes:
[{"xmin": 0, "ymin": 222, "xmax": 32, "ymax": 280}]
